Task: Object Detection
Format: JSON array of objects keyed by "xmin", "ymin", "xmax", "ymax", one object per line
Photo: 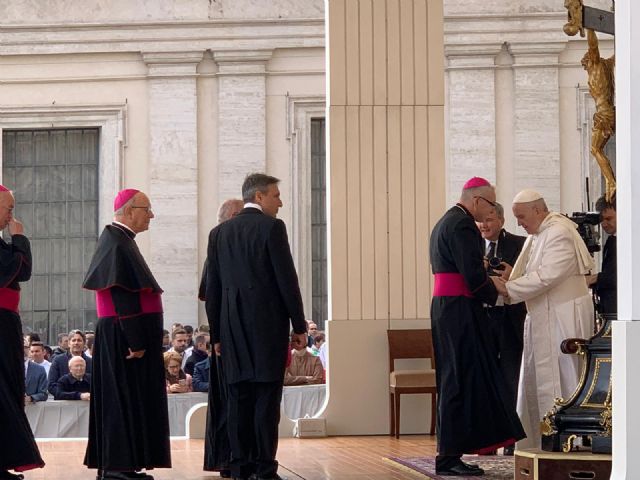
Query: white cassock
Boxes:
[{"xmin": 506, "ymin": 212, "xmax": 594, "ymax": 450}]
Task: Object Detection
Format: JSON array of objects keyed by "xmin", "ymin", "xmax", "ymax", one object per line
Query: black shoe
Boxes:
[
  {"xmin": 503, "ymin": 445, "xmax": 515, "ymax": 456},
  {"xmin": 436, "ymin": 463, "xmax": 485, "ymax": 476},
  {"xmin": 219, "ymin": 470, "xmax": 232, "ymax": 478},
  {"xmin": 0, "ymin": 472, "xmax": 24, "ymax": 480},
  {"xmin": 462, "ymin": 460, "xmax": 480, "ymax": 468},
  {"xmin": 102, "ymin": 472, "xmax": 152, "ymax": 480}
]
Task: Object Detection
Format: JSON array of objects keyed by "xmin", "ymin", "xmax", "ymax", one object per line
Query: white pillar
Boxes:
[
  {"xmin": 510, "ymin": 44, "xmax": 564, "ymax": 212},
  {"xmin": 612, "ymin": 2, "xmax": 640, "ymax": 478},
  {"xmin": 143, "ymin": 51, "xmax": 202, "ymax": 326},
  {"xmin": 213, "ymin": 50, "xmax": 272, "ymax": 205},
  {"xmin": 445, "ymin": 46, "xmax": 501, "ymax": 205}
]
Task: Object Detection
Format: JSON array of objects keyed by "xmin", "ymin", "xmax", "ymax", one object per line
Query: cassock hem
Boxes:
[
  {"xmin": 470, "ymin": 438, "xmax": 517, "ymax": 455},
  {"xmin": 14, "ymin": 462, "xmax": 45, "ymax": 472}
]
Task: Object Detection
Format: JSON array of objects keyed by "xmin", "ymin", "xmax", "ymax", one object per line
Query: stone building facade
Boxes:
[{"xmin": 0, "ymin": 0, "xmax": 325, "ymax": 334}]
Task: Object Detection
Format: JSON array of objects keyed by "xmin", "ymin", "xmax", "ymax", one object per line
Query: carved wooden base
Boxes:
[{"xmin": 515, "ymin": 448, "xmax": 612, "ymax": 480}]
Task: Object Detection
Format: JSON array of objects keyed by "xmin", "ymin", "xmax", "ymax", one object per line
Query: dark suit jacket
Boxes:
[
  {"xmin": 48, "ymin": 352, "xmax": 93, "ymax": 395},
  {"xmin": 25, "ymin": 361, "xmax": 48, "ymax": 402},
  {"xmin": 486, "ymin": 229, "xmax": 528, "ymax": 345},
  {"xmin": 205, "ymin": 207, "xmax": 306, "ymax": 384},
  {"xmin": 594, "ymin": 235, "xmax": 616, "ymax": 315}
]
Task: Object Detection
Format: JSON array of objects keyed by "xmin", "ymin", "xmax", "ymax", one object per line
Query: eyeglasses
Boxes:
[
  {"xmin": 474, "ymin": 195, "xmax": 497, "ymax": 208},
  {"xmin": 131, "ymin": 206, "xmax": 153, "ymax": 214}
]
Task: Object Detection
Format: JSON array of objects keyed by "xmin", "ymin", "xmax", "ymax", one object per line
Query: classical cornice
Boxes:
[{"xmin": 0, "ymin": 19, "xmax": 325, "ymax": 56}]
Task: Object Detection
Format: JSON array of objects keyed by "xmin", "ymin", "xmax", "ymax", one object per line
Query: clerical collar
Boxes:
[
  {"xmin": 244, "ymin": 202, "xmax": 263, "ymax": 212},
  {"xmin": 112, "ymin": 221, "xmax": 136, "ymax": 238}
]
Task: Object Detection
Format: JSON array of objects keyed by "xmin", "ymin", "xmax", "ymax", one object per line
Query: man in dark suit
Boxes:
[
  {"xmin": 205, "ymin": 173, "xmax": 307, "ymax": 480},
  {"xmin": 24, "ymin": 360, "xmax": 48, "ymax": 404},
  {"xmin": 587, "ymin": 195, "xmax": 616, "ymax": 316},
  {"xmin": 477, "ymin": 202, "xmax": 527, "ymax": 455}
]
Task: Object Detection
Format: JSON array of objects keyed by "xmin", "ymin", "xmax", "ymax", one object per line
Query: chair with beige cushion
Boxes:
[{"xmin": 387, "ymin": 329, "xmax": 437, "ymax": 438}]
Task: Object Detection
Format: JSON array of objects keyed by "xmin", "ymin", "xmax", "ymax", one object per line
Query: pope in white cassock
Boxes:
[{"xmin": 505, "ymin": 189, "xmax": 595, "ymax": 450}]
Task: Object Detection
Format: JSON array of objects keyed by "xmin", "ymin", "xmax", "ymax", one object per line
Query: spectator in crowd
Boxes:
[
  {"xmin": 24, "ymin": 358, "xmax": 48, "ymax": 404},
  {"xmin": 196, "ymin": 324, "xmax": 210, "ymax": 335},
  {"xmin": 84, "ymin": 331, "xmax": 95, "ymax": 357},
  {"xmin": 184, "ymin": 324, "xmax": 195, "ymax": 347},
  {"xmin": 310, "ymin": 333, "xmax": 325, "ymax": 357},
  {"xmin": 193, "ymin": 357, "xmax": 210, "ymax": 393},
  {"xmin": 169, "ymin": 328, "xmax": 189, "ymax": 354},
  {"xmin": 284, "ymin": 337, "xmax": 324, "ymax": 386},
  {"xmin": 51, "ymin": 332, "xmax": 69, "ymax": 359},
  {"xmin": 54, "ymin": 356, "xmax": 91, "ymax": 401},
  {"xmin": 184, "ymin": 334, "xmax": 210, "ymax": 376},
  {"xmin": 48, "ymin": 329, "xmax": 93, "ymax": 395},
  {"xmin": 85, "ymin": 335, "xmax": 95, "ymax": 358},
  {"xmin": 29, "ymin": 341, "xmax": 51, "ymax": 376},
  {"xmin": 164, "ymin": 351, "xmax": 192, "ymax": 393},
  {"xmin": 171, "ymin": 322, "xmax": 183, "ymax": 332},
  {"xmin": 162, "ymin": 329, "xmax": 171, "ymax": 352},
  {"xmin": 306, "ymin": 322, "xmax": 318, "ymax": 348}
]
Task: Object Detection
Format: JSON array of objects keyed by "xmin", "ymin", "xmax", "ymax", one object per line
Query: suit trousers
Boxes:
[{"xmin": 227, "ymin": 380, "xmax": 283, "ymax": 478}]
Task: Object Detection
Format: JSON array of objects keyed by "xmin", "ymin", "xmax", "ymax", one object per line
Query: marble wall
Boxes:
[{"xmin": 0, "ymin": 2, "xmax": 325, "ymax": 328}]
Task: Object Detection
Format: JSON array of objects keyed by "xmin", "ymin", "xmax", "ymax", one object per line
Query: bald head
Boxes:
[
  {"xmin": 217, "ymin": 199, "xmax": 243, "ymax": 224},
  {"xmin": 0, "ymin": 190, "xmax": 15, "ymax": 230}
]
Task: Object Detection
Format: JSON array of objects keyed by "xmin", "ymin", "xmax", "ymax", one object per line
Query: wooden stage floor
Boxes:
[{"xmin": 24, "ymin": 435, "xmax": 437, "ymax": 480}]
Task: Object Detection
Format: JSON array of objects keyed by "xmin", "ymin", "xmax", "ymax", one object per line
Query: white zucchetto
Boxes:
[{"xmin": 512, "ymin": 189, "xmax": 543, "ymax": 204}]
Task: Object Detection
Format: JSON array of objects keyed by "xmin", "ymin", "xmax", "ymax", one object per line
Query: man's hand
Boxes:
[
  {"xmin": 491, "ymin": 276, "xmax": 509, "ymax": 297},
  {"xmin": 8, "ymin": 218, "xmax": 24, "ymax": 236},
  {"xmin": 499, "ymin": 262, "xmax": 513, "ymax": 281},
  {"xmin": 80, "ymin": 393, "xmax": 91, "ymax": 401},
  {"xmin": 586, "ymin": 274, "xmax": 598, "ymax": 287},
  {"xmin": 214, "ymin": 342, "xmax": 221, "ymax": 357},
  {"xmin": 24, "ymin": 395, "xmax": 32, "ymax": 405},
  {"xmin": 126, "ymin": 348, "xmax": 145, "ymax": 359},
  {"xmin": 291, "ymin": 332, "xmax": 307, "ymax": 350}
]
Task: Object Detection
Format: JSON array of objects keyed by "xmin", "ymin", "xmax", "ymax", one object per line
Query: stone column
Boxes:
[
  {"xmin": 612, "ymin": 2, "xmax": 640, "ymax": 477},
  {"xmin": 213, "ymin": 50, "xmax": 272, "ymax": 204},
  {"xmin": 510, "ymin": 44, "xmax": 564, "ymax": 211},
  {"xmin": 143, "ymin": 51, "xmax": 202, "ymax": 325},
  {"xmin": 445, "ymin": 45, "xmax": 502, "ymax": 205}
]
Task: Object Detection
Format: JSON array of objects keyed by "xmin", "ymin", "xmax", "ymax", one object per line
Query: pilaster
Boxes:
[
  {"xmin": 214, "ymin": 50, "xmax": 273, "ymax": 204},
  {"xmin": 143, "ymin": 51, "xmax": 202, "ymax": 324}
]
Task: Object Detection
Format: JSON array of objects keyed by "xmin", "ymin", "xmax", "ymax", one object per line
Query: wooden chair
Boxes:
[{"xmin": 387, "ymin": 329, "xmax": 437, "ymax": 438}]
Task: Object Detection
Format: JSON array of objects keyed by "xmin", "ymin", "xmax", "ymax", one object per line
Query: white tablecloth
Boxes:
[
  {"xmin": 26, "ymin": 393, "xmax": 208, "ymax": 438},
  {"xmin": 25, "ymin": 385, "xmax": 326, "ymax": 439},
  {"xmin": 282, "ymin": 384, "xmax": 326, "ymax": 420}
]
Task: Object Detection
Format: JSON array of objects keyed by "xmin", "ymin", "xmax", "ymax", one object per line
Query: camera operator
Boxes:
[
  {"xmin": 586, "ymin": 195, "xmax": 617, "ymax": 316},
  {"xmin": 476, "ymin": 203, "xmax": 527, "ymax": 455}
]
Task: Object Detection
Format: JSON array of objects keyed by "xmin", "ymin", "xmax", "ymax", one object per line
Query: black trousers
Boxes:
[{"xmin": 227, "ymin": 380, "xmax": 283, "ymax": 478}]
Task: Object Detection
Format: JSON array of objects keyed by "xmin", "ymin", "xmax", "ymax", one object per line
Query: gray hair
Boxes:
[
  {"xmin": 217, "ymin": 198, "xmax": 243, "ymax": 223},
  {"xmin": 242, "ymin": 173, "xmax": 280, "ymax": 203},
  {"xmin": 114, "ymin": 196, "xmax": 136, "ymax": 217},
  {"xmin": 493, "ymin": 202, "xmax": 504, "ymax": 220},
  {"xmin": 68, "ymin": 356, "xmax": 86, "ymax": 368},
  {"xmin": 460, "ymin": 184, "xmax": 495, "ymax": 202}
]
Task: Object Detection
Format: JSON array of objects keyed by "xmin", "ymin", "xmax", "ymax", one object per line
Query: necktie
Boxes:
[{"xmin": 487, "ymin": 241, "xmax": 497, "ymax": 259}]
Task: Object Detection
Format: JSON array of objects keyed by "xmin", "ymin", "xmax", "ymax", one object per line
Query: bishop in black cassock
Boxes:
[
  {"xmin": 83, "ymin": 189, "xmax": 170, "ymax": 480},
  {"xmin": 429, "ymin": 178, "xmax": 524, "ymax": 476},
  {"xmin": 0, "ymin": 185, "xmax": 44, "ymax": 480}
]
